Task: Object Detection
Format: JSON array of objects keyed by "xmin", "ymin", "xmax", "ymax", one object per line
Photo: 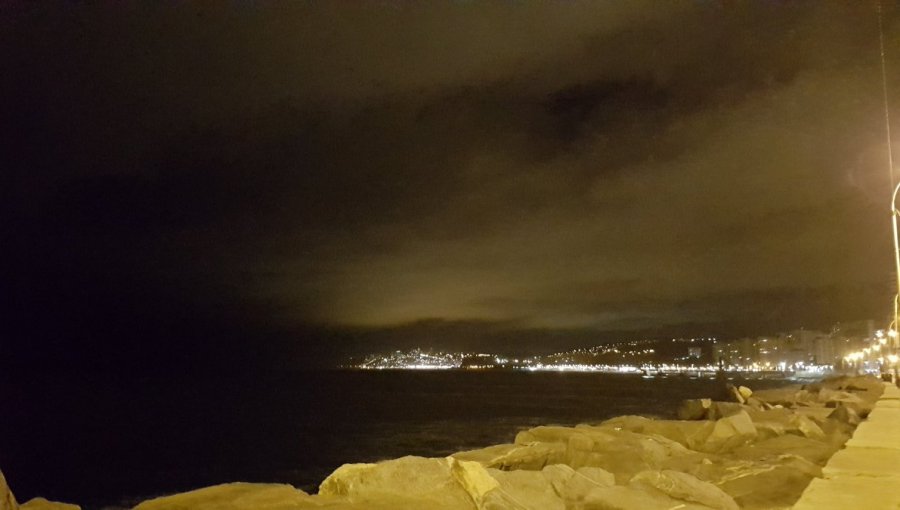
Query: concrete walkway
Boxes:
[{"xmin": 793, "ymin": 382, "xmax": 900, "ymax": 510}]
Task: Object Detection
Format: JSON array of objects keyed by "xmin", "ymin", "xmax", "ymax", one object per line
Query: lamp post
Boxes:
[
  {"xmin": 890, "ymin": 183, "xmax": 900, "ymax": 384},
  {"xmin": 880, "ymin": 0, "xmax": 898, "ymax": 384}
]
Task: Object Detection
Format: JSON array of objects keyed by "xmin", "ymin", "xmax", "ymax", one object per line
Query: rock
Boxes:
[
  {"xmin": 717, "ymin": 454, "xmax": 821, "ymax": 510},
  {"xmin": 677, "ymin": 399, "xmax": 712, "ymax": 420},
  {"xmin": 0, "ymin": 470, "xmax": 17, "ymax": 510},
  {"xmin": 743, "ymin": 396, "xmax": 766, "ymax": 410},
  {"xmin": 817, "ymin": 388, "xmax": 862, "ymax": 406},
  {"xmin": 827, "ymin": 403, "xmax": 861, "ymax": 426},
  {"xmin": 794, "ymin": 389, "xmax": 813, "ymax": 405},
  {"xmin": 448, "ymin": 459, "xmax": 500, "ymax": 508},
  {"xmin": 820, "ymin": 390, "xmax": 874, "ymax": 417},
  {"xmin": 630, "ymin": 470, "xmax": 739, "ymax": 510},
  {"xmin": 725, "ymin": 384, "xmax": 745, "ymax": 404},
  {"xmin": 732, "ymin": 434, "xmax": 838, "ymax": 465},
  {"xmin": 788, "ymin": 414, "xmax": 826, "ymax": 441},
  {"xmin": 581, "ymin": 484, "xmax": 716, "ymax": 510},
  {"xmin": 319, "ymin": 456, "xmax": 476, "ymax": 509},
  {"xmin": 829, "ymin": 374, "xmax": 884, "ymax": 396},
  {"xmin": 752, "ymin": 421, "xmax": 786, "ymax": 440},
  {"xmin": 793, "ymin": 406, "xmax": 835, "ymax": 425},
  {"xmin": 132, "ymin": 483, "xmax": 319, "ymax": 510},
  {"xmin": 601, "ymin": 416, "xmax": 715, "ymax": 451},
  {"xmin": 515, "ymin": 426, "xmax": 582, "ymax": 445},
  {"xmin": 742, "ymin": 406, "xmax": 794, "ymax": 425},
  {"xmin": 539, "ymin": 464, "xmax": 578, "ymax": 499},
  {"xmin": 564, "ymin": 427, "xmax": 694, "ymax": 482},
  {"xmin": 481, "ymin": 468, "xmax": 565, "ymax": 510},
  {"xmin": 670, "ymin": 454, "xmax": 757, "ymax": 485},
  {"xmin": 452, "ymin": 444, "xmax": 518, "ymax": 465},
  {"xmin": 745, "ymin": 406, "xmax": 829, "ymax": 439},
  {"xmin": 819, "ymin": 417, "xmax": 855, "ymax": 448},
  {"xmin": 454, "ymin": 442, "xmax": 565, "ymax": 470},
  {"xmin": 453, "ymin": 461, "xmax": 610, "ymax": 509},
  {"xmin": 554, "ymin": 466, "xmax": 616, "ymax": 502},
  {"xmin": 707, "ymin": 402, "xmax": 744, "ymax": 420},
  {"xmin": 701, "ymin": 411, "xmax": 757, "ymax": 453},
  {"xmin": 19, "ymin": 499, "xmax": 79, "ymax": 510},
  {"xmin": 751, "ymin": 385, "xmax": 806, "ymax": 407},
  {"xmin": 737, "ymin": 386, "xmax": 753, "ymax": 401}
]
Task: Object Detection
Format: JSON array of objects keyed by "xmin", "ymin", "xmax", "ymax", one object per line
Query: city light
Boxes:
[{"xmin": 349, "ymin": 331, "xmax": 863, "ymax": 375}]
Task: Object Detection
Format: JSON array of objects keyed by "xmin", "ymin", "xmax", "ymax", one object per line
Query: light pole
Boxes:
[
  {"xmin": 890, "ymin": 183, "xmax": 900, "ymax": 383},
  {"xmin": 880, "ymin": 0, "xmax": 898, "ymax": 384}
]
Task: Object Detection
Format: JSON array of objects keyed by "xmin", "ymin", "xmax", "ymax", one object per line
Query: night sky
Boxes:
[{"xmin": 3, "ymin": 2, "xmax": 900, "ymax": 369}]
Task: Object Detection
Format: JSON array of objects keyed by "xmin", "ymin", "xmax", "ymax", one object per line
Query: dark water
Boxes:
[{"xmin": 0, "ymin": 370, "xmax": 787, "ymax": 509}]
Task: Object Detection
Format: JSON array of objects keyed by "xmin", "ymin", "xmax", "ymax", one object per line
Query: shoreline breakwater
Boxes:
[{"xmin": 0, "ymin": 374, "xmax": 886, "ymax": 510}]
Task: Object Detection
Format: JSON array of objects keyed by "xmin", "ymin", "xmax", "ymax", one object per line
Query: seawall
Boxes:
[{"xmin": 792, "ymin": 382, "xmax": 900, "ymax": 509}]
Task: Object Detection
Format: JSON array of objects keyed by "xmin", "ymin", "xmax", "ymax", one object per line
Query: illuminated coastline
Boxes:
[{"xmin": 347, "ymin": 325, "xmax": 894, "ymax": 376}]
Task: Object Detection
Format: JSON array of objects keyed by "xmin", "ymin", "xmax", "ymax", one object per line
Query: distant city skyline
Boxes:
[{"xmin": 348, "ymin": 319, "xmax": 884, "ymax": 374}]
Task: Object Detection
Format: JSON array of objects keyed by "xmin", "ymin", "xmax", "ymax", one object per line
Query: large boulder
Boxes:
[
  {"xmin": 19, "ymin": 499, "xmax": 80, "ymax": 510},
  {"xmin": 742, "ymin": 406, "xmax": 795, "ymax": 424},
  {"xmin": 601, "ymin": 416, "xmax": 715, "ymax": 451},
  {"xmin": 479, "ymin": 468, "xmax": 564, "ymax": 510},
  {"xmin": 630, "ymin": 470, "xmax": 739, "ymax": 510},
  {"xmin": 0, "ymin": 471, "xmax": 19, "ymax": 510},
  {"xmin": 550, "ymin": 466, "xmax": 616, "ymax": 503},
  {"xmin": 742, "ymin": 405, "xmax": 832, "ymax": 441},
  {"xmin": 731, "ymin": 434, "xmax": 838, "ymax": 465},
  {"xmin": 824, "ymin": 374, "xmax": 884, "ymax": 397},
  {"xmin": 715, "ymin": 454, "xmax": 822, "ymax": 510},
  {"xmin": 818, "ymin": 417, "xmax": 855, "ymax": 448},
  {"xmin": 453, "ymin": 442, "xmax": 565, "ymax": 470},
  {"xmin": 828, "ymin": 403, "xmax": 861, "ymax": 426},
  {"xmin": 725, "ymin": 384, "xmax": 745, "ymax": 404},
  {"xmin": 700, "ymin": 411, "xmax": 757, "ymax": 453},
  {"xmin": 788, "ymin": 414, "xmax": 826, "ymax": 440},
  {"xmin": 0, "ymin": 472, "xmax": 79, "ymax": 510},
  {"xmin": 792, "ymin": 406, "xmax": 835, "ymax": 425},
  {"xmin": 751, "ymin": 385, "xmax": 808, "ymax": 407},
  {"xmin": 448, "ymin": 459, "xmax": 501, "ymax": 509},
  {"xmin": 818, "ymin": 388, "xmax": 875, "ymax": 417},
  {"xmin": 677, "ymin": 399, "xmax": 712, "ymax": 420},
  {"xmin": 319, "ymin": 457, "xmax": 476, "ymax": 510},
  {"xmin": 515, "ymin": 426, "xmax": 582, "ymax": 445},
  {"xmin": 450, "ymin": 460, "xmax": 613, "ymax": 510},
  {"xmin": 817, "ymin": 388, "xmax": 859, "ymax": 405},
  {"xmin": 563, "ymin": 427, "xmax": 693, "ymax": 482},
  {"xmin": 132, "ymin": 483, "xmax": 319, "ymax": 510},
  {"xmin": 452, "ymin": 444, "xmax": 518, "ymax": 465},
  {"xmin": 707, "ymin": 402, "xmax": 745, "ymax": 421},
  {"xmin": 1, "ymin": 471, "xmax": 17, "ymax": 510},
  {"xmin": 580, "ymin": 484, "xmax": 722, "ymax": 510}
]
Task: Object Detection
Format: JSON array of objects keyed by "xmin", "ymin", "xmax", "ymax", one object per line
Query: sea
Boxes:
[{"xmin": 0, "ymin": 370, "xmax": 790, "ymax": 509}]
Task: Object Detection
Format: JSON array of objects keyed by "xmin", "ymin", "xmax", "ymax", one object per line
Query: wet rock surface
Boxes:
[{"xmin": 2, "ymin": 375, "xmax": 885, "ymax": 509}]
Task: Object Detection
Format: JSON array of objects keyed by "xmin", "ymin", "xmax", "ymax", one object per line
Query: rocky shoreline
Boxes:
[{"xmin": 1, "ymin": 374, "xmax": 885, "ymax": 510}]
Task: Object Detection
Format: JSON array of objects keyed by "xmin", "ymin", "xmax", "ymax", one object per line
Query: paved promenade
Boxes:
[{"xmin": 793, "ymin": 382, "xmax": 900, "ymax": 509}]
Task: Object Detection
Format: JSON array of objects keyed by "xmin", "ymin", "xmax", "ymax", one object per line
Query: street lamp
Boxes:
[
  {"xmin": 889, "ymin": 183, "xmax": 900, "ymax": 383},
  {"xmin": 878, "ymin": 0, "xmax": 899, "ymax": 384},
  {"xmin": 891, "ymin": 181, "xmax": 900, "ymax": 327}
]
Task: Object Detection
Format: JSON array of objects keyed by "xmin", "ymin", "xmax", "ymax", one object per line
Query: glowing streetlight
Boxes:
[
  {"xmin": 878, "ymin": 0, "xmax": 899, "ymax": 384},
  {"xmin": 891, "ymin": 182, "xmax": 900, "ymax": 347}
]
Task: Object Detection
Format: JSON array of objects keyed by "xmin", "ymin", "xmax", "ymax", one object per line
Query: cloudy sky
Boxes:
[{"xmin": 3, "ymin": 2, "xmax": 900, "ymax": 367}]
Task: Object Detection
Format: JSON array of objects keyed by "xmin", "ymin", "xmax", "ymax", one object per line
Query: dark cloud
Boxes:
[{"xmin": 3, "ymin": 2, "xmax": 900, "ymax": 367}]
